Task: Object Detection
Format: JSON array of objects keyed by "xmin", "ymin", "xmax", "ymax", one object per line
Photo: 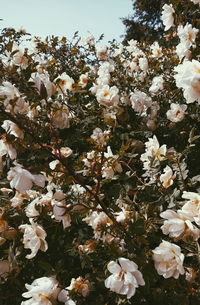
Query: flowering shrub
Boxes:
[{"xmin": 1, "ymin": 1, "xmax": 200, "ymax": 304}]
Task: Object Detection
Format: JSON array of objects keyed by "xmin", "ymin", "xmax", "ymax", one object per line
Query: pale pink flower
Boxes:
[
  {"xmin": 174, "ymin": 60, "xmax": 200, "ymax": 104},
  {"xmin": 55, "ymin": 72, "xmax": 74, "ymax": 94},
  {"xmin": 152, "ymin": 240, "xmax": 185, "ymax": 279},
  {"xmin": 2, "ymin": 120, "xmax": 24, "ymax": 139},
  {"xmin": 105, "ymin": 257, "xmax": 145, "ymax": 299},
  {"xmin": 19, "ymin": 219, "xmax": 48, "ymax": 259},
  {"xmin": 161, "ymin": 4, "xmax": 175, "ymax": 31},
  {"xmin": 22, "ymin": 276, "xmax": 60, "ymax": 305},
  {"xmin": 160, "ymin": 209, "xmax": 200, "ymax": 240},
  {"xmin": 96, "ymin": 85, "xmax": 119, "ymax": 107},
  {"xmin": 7, "ymin": 163, "xmax": 45, "ymax": 194},
  {"xmin": 160, "ymin": 166, "xmax": 175, "ymax": 188},
  {"xmin": 166, "ymin": 103, "xmax": 187, "ymax": 122}
]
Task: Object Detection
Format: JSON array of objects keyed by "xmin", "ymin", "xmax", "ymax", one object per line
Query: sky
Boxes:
[{"xmin": 0, "ymin": 0, "xmax": 132, "ymax": 43}]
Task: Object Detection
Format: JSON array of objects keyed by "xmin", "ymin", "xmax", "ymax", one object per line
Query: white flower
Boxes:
[
  {"xmin": 115, "ymin": 208, "xmax": 132, "ymax": 223},
  {"xmin": 7, "ymin": 163, "xmax": 45, "ymax": 194},
  {"xmin": 52, "ymin": 201, "xmax": 71, "ymax": 229},
  {"xmin": 176, "ymin": 42, "xmax": 191, "ymax": 60},
  {"xmin": 2, "ymin": 120, "xmax": 24, "ymax": 139},
  {"xmin": 152, "ymin": 240, "xmax": 185, "ymax": 279},
  {"xmin": 149, "ymin": 76, "xmax": 164, "ymax": 94},
  {"xmin": 71, "ymin": 184, "xmax": 86, "ymax": 196},
  {"xmin": 78, "ymin": 73, "xmax": 88, "ymax": 88},
  {"xmin": 160, "ymin": 166, "xmax": 175, "ymax": 188},
  {"xmin": 96, "ymin": 45, "xmax": 108, "ymax": 60},
  {"xmin": 96, "ymin": 85, "xmax": 119, "ymax": 107},
  {"xmin": 177, "ymin": 23, "xmax": 199, "ymax": 48},
  {"xmin": 160, "ymin": 210, "xmax": 200, "ymax": 240},
  {"xmin": 0, "ymin": 81, "xmax": 20, "ymax": 101},
  {"xmin": 126, "ymin": 40, "xmax": 144, "ymax": 57},
  {"xmin": 58, "ymin": 289, "xmax": 76, "ymax": 305},
  {"xmin": 102, "ymin": 146, "xmax": 122, "ymax": 179},
  {"xmin": 174, "ymin": 60, "xmax": 200, "ymax": 104},
  {"xmin": 150, "ymin": 42, "xmax": 163, "ymax": 58},
  {"xmin": 166, "ymin": 103, "xmax": 187, "ymax": 122},
  {"xmin": 161, "ymin": 4, "xmax": 175, "ymax": 31},
  {"xmin": 12, "ymin": 44, "xmax": 28, "ymax": 69},
  {"xmin": 67, "ymin": 277, "xmax": 90, "ymax": 297},
  {"xmin": 55, "ymin": 72, "xmax": 74, "ymax": 94},
  {"xmin": 21, "ymin": 276, "xmax": 60, "ymax": 305},
  {"xmin": 0, "ymin": 138, "xmax": 17, "ymax": 160},
  {"xmin": 181, "ymin": 191, "xmax": 200, "ymax": 225},
  {"xmin": 130, "ymin": 90, "xmax": 152, "ymax": 116},
  {"xmin": 138, "ymin": 57, "xmax": 148, "ymax": 71},
  {"xmin": 19, "ymin": 219, "xmax": 48, "ymax": 259},
  {"xmin": 105, "ymin": 257, "xmax": 145, "ymax": 299},
  {"xmin": 191, "ymin": 0, "xmax": 200, "ymax": 5},
  {"xmin": 31, "ymin": 72, "xmax": 56, "ymax": 97},
  {"xmin": 141, "ymin": 136, "xmax": 166, "ymax": 169},
  {"xmin": 83, "ymin": 34, "xmax": 95, "ymax": 45},
  {"xmin": 25, "ymin": 198, "xmax": 40, "ymax": 218},
  {"xmin": 113, "ymin": 43, "xmax": 123, "ymax": 57}
]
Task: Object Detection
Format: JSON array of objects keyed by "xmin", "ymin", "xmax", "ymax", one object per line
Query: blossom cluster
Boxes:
[{"xmin": 1, "ymin": 1, "xmax": 200, "ymax": 304}]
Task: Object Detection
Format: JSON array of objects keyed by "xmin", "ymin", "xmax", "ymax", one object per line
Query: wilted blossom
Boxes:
[
  {"xmin": 7, "ymin": 163, "xmax": 45, "ymax": 194},
  {"xmin": 51, "ymin": 104, "xmax": 70, "ymax": 129},
  {"xmin": 174, "ymin": 60, "xmax": 200, "ymax": 104},
  {"xmin": 152, "ymin": 240, "xmax": 185, "ymax": 279},
  {"xmin": 90, "ymin": 127, "xmax": 110, "ymax": 146},
  {"xmin": 166, "ymin": 103, "xmax": 187, "ymax": 122},
  {"xmin": 19, "ymin": 218, "xmax": 48, "ymax": 259},
  {"xmin": 160, "ymin": 209, "xmax": 200, "ymax": 240},
  {"xmin": 105, "ymin": 257, "xmax": 145, "ymax": 299},
  {"xmin": 21, "ymin": 276, "xmax": 60, "ymax": 305},
  {"xmin": 67, "ymin": 276, "xmax": 90, "ymax": 297},
  {"xmin": 83, "ymin": 210, "xmax": 112, "ymax": 240},
  {"xmin": 0, "ymin": 260, "xmax": 10, "ymax": 283},
  {"xmin": 161, "ymin": 4, "xmax": 175, "ymax": 31}
]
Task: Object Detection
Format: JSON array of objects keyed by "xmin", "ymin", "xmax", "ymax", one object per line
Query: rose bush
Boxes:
[{"xmin": 0, "ymin": 1, "xmax": 200, "ymax": 304}]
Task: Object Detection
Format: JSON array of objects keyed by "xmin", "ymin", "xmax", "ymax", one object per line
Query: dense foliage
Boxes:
[{"xmin": 1, "ymin": 1, "xmax": 200, "ymax": 304}]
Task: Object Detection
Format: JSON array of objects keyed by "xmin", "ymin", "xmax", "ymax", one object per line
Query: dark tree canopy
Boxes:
[
  {"xmin": 122, "ymin": 0, "xmax": 166, "ymax": 44},
  {"xmin": 122, "ymin": 0, "xmax": 200, "ymax": 44}
]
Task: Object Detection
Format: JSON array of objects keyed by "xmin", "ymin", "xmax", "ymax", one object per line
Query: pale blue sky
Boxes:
[{"xmin": 0, "ymin": 0, "xmax": 132, "ymax": 42}]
